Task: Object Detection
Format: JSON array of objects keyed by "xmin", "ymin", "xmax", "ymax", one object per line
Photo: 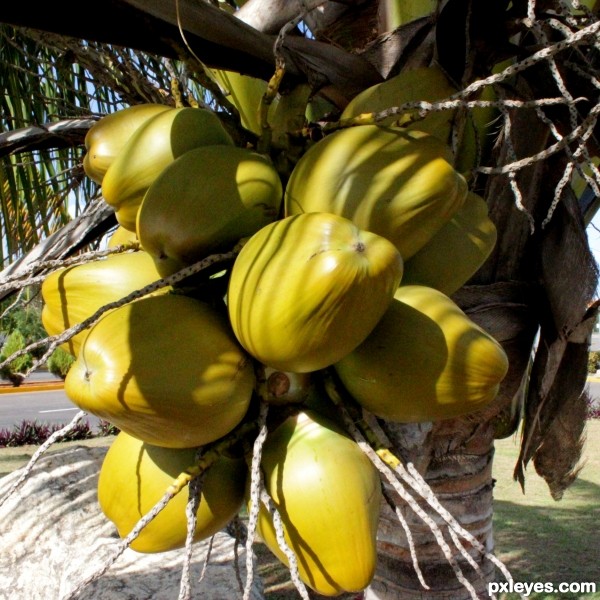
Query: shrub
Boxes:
[
  {"xmin": 587, "ymin": 351, "xmax": 600, "ymax": 374},
  {"xmin": 97, "ymin": 420, "xmax": 120, "ymax": 437},
  {"xmin": 588, "ymin": 399, "xmax": 600, "ymax": 420},
  {"xmin": 0, "ymin": 330, "xmax": 33, "ymax": 384},
  {"xmin": 0, "ymin": 428, "xmax": 9, "ymax": 447},
  {"xmin": 0, "ymin": 304, "xmax": 47, "ymax": 359},
  {"xmin": 58, "ymin": 420, "xmax": 94, "ymax": 442},
  {"xmin": 0, "ymin": 421, "xmax": 52, "ymax": 447},
  {"xmin": 0, "ymin": 419, "xmax": 96, "ymax": 447},
  {"xmin": 47, "ymin": 347, "xmax": 75, "ymax": 379},
  {"xmin": 0, "ymin": 418, "xmax": 119, "ymax": 447}
]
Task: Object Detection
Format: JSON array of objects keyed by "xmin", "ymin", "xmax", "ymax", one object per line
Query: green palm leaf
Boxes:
[{"xmin": 0, "ymin": 24, "xmax": 201, "ymax": 269}]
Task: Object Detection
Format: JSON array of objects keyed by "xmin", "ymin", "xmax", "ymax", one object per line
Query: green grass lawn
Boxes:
[{"xmin": 492, "ymin": 419, "xmax": 600, "ymax": 599}]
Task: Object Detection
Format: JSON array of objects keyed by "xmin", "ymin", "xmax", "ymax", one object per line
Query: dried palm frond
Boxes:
[{"xmin": 532, "ymin": 387, "xmax": 589, "ymax": 501}]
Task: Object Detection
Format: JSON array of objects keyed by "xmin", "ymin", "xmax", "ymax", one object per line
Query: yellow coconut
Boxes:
[
  {"xmin": 98, "ymin": 431, "xmax": 247, "ymax": 553},
  {"xmin": 41, "ymin": 250, "xmax": 165, "ymax": 356},
  {"xmin": 334, "ymin": 285, "xmax": 509, "ymax": 422},
  {"xmin": 400, "ymin": 191, "xmax": 497, "ymax": 295},
  {"xmin": 227, "ymin": 212, "xmax": 403, "ymax": 372},
  {"xmin": 107, "ymin": 225, "xmax": 138, "ymax": 249},
  {"xmin": 284, "ymin": 125, "xmax": 467, "ymax": 260},
  {"xmin": 137, "ymin": 145, "xmax": 283, "ymax": 277},
  {"xmin": 83, "ymin": 103, "xmax": 172, "ymax": 184},
  {"xmin": 341, "ymin": 65, "xmax": 458, "ymax": 142},
  {"xmin": 101, "ymin": 107, "xmax": 234, "ymax": 231},
  {"xmin": 64, "ymin": 294, "xmax": 255, "ymax": 448},
  {"xmin": 253, "ymin": 410, "xmax": 381, "ymax": 596}
]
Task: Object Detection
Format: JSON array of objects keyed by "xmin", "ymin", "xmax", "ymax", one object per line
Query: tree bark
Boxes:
[{"xmin": 366, "ymin": 423, "xmax": 496, "ymax": 599}]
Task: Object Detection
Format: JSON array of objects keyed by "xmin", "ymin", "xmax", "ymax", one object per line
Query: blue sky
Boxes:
[{"xmin": 586, "ymin": 213, "xmax": 600, "ymax": 299}]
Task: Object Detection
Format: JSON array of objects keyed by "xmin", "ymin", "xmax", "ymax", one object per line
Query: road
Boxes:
[
  {"xmin": 0, "ymin": 387, "xmax": 103, "ymax": 431},
  {"xmin": 0, "ymin": 379, "xmax": 598, "ymax": 433},
  {"xmin": 587, "ymin": 378, "xmax": 600, "ymax": 408}
]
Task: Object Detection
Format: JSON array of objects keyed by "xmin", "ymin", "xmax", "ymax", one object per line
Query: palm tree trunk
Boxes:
[{"xmin": 366, "ymin": 421, "xmax": 496, "ymax": 599}]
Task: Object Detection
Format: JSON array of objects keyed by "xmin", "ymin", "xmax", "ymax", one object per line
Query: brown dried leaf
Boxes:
[{"xmin": 532, "ymin": 389, "xmax": 589, "ymax": 501}]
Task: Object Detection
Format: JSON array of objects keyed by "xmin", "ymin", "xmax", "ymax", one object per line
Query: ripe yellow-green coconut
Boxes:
[
  {"xmin": 107, "ymin": 225, "xmax": 138, "ymax": 249},
  {"xmin": 253, "ymin": 410, "xmax": 381, "ymax": 596},
  {"xmin": 400, "ymin": 191, "xmax": 497, "ymax": 295},
  {"xmin": 83, "ymin": 103, "xmax": 172, "ymax": 185},
  {"xmin": 137, "ymin": 145, "xmax": 283, "ymax": 277},
  {"xmin": 98, "ymin": 431, "xmax": 247, "ymax": 553},
  {"xmin": 101, "ymin": 107, "xmax": 233, "ymax": 231},
  {"xmin": 41, "ymin": 250, "xmax": 165, "ymax": 356},
  {"xmin": 284, "ymin": 125, "xmax": 467, "ymax": 260},
  {"xmin": 227, "ymin": 212, "xmax": 403, "ymax": 372},
  {"xmin": 334, "ymin": 285, "xmax": 509, "ymax": 422},
  {"xmin": 65, "ymin": 294, "xmax": 255, "ymax": 448},
  {"xmin": 341, "ymin": 65, "xmax": 458, "ymax": 142}
]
